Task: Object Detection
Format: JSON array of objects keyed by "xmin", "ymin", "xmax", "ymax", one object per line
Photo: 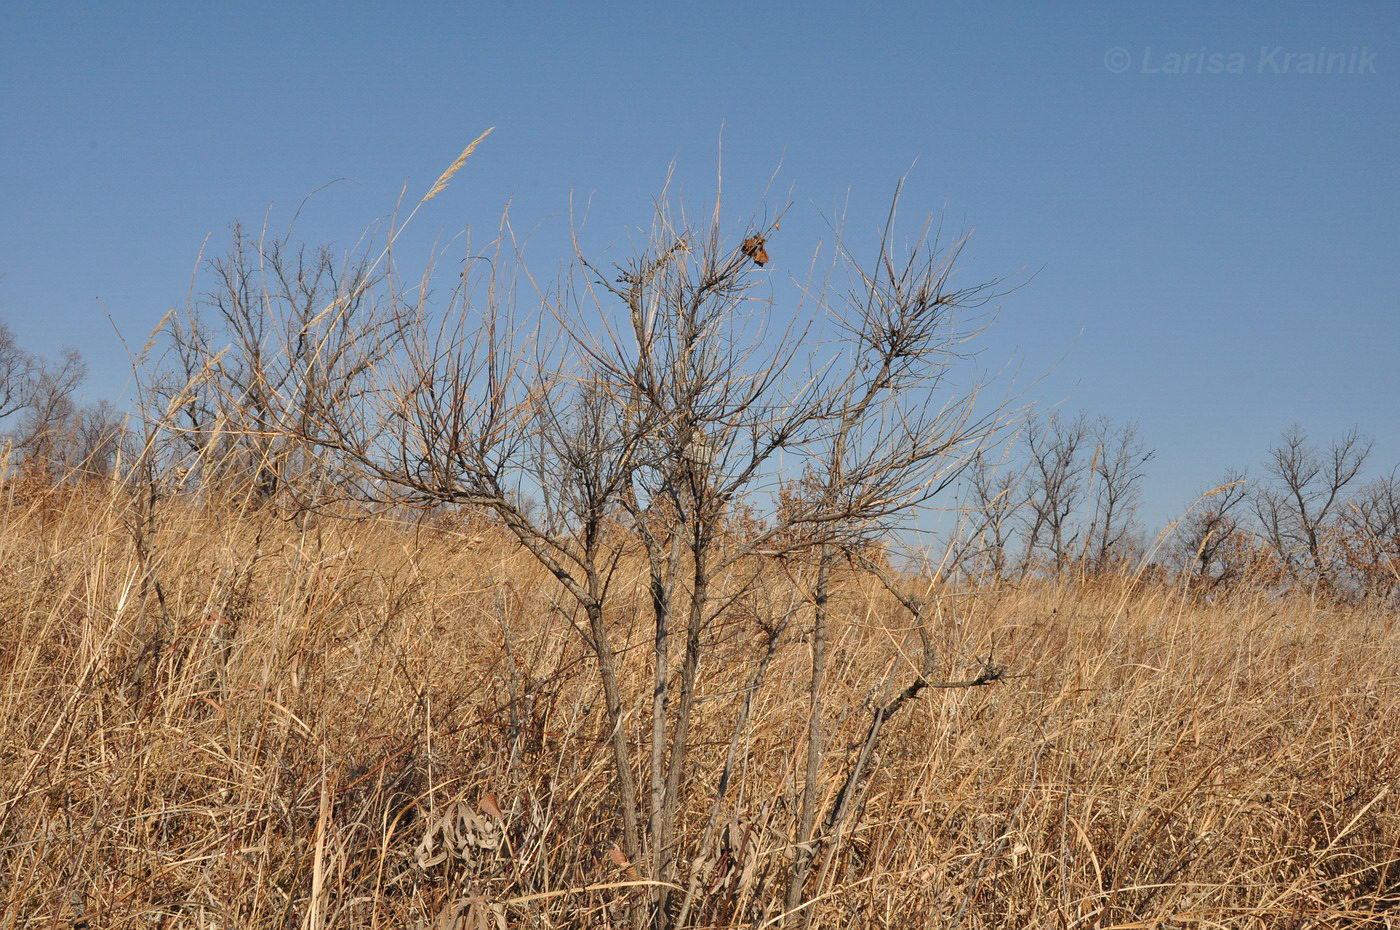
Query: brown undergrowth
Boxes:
[{"xmin": 2, "ymin": 483, "xmax": 1398, "ymax": 928}]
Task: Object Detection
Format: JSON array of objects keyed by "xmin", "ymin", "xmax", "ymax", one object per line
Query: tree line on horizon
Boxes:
[{"xmin": 2, "ymin": 286, "xmax": 1395, "ymax": 607}]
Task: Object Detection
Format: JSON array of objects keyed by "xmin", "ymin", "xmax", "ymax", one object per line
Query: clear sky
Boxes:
[{"xmin": 2, "ymin": 1, "xmax": 1396, "ymax": 528}]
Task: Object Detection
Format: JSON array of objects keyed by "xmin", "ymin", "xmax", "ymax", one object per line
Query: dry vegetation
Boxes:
[
  {"xmin": 1, "ymin": 480, "xmax": 1397, "ymax": 929},
  {"xmin": 3, "ymin": 148, "xmax": 1399, "ymax": 927}
]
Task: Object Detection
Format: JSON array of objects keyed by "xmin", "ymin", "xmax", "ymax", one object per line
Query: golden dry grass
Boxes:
[{"xmin": 1, "ymin": 482, "xmax": 1398, "ymax": 928}]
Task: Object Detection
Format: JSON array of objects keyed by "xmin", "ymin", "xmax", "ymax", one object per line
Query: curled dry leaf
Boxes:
[
  {"xmin": 607, "ymin": 844, "xmax": 641, "ymax": 881},
  {"xmin": 741, "ymin": 235, "xmax": 769, "ymax": 267}
]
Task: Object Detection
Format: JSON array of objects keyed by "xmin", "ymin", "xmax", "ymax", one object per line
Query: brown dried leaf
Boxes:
[
  {"xmin": 607, "ymin": 844, "xmax": 641, "ymax": 881},
  {"xmin": 741, "ymin": 235, "xmax": 769, "ymax": 267}
]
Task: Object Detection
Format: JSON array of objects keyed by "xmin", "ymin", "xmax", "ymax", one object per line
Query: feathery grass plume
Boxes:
[
  {"xmin": 423, "ymin": 126, "xmax": 495, "ymax": 203},
  {"xmin": 1203, "ymin": 479, "xmax": 1246, "ymax": 497},
  {"xmin": 299, "ymin": 129, "xmax": 496, "ymax": 336}
]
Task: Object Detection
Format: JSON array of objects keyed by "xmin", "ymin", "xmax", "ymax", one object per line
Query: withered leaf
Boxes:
[{"xmin": 741, "ymin": 235, "xmax": 769, "ymax": 267}]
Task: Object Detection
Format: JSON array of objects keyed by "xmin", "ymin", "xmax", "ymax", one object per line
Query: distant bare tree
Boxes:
[
  {"xmin": 1084, "ymin": 419, "xmax": 1153, "ymax": 571},
  {"xmin": 1022, "ymin": 412, "xmax": 1091, "ymax": 573},
  {"xmin": 1176, "ymin": 469, "xmax": 1249, "ymax": 591},
  {"xmin": 0, "ymin": 321, "xmax": 39, "ymax": 426},
  {"xmin": 1253, "ymin": 426, "xmax": 1371, "ymax": 585},
  {"xmin": 1340, "ymin": 469, "xmax": 1400, "ymax": 600},
  {"xmin": 65, "ymin": 401, "xmax": 128, "ymax": 478},
  {"xmin": 0, "ymin": 320, "xmax": 132, "ymax": 482},
  {"xmin": 948, "ymin": 450, "xmax": 1025, "ymax": 584},
  {"xmin": 9, "ymin": 346, "xmax": 85, "ymax": 473}
]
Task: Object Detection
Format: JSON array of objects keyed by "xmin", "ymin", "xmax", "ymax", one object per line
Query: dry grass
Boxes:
[{"xmin": 2, "ymin": 481, "xmax": 1398, "ymax": 929}]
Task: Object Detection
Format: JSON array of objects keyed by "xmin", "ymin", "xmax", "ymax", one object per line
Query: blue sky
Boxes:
[{"xmin": 2, "ymin": 1, "xmax": 1396, "ymax": 527}]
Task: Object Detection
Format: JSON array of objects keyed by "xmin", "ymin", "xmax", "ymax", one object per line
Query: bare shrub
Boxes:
[
  {"xmin": 149, "ymin": 224, "xmax": 390, "ymax": 507},
  {"xmin": 232, "ymin": 175, "xmax": 1011, "ymax": 927}
]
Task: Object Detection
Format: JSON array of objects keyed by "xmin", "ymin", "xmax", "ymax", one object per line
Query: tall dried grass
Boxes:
[{"xmin": 1, "ymin": 480, "xmax": 1397, "ymax": 928}]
